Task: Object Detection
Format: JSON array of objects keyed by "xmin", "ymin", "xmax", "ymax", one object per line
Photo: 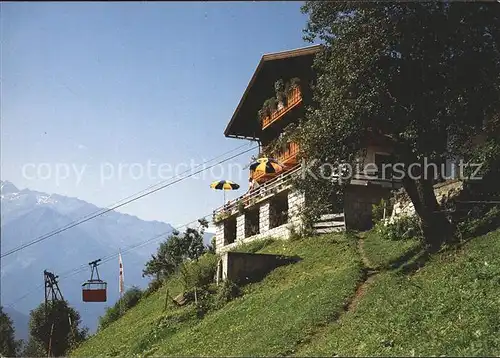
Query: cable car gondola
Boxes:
[{"xmin": 82, "ymin": 259, "xmax": 107, "ymax": 302}]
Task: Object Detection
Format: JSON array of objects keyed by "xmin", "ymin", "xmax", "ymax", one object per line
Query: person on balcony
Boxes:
[
  {"xmin": 243, "ymin": 178, "xmax": 261, "ymax": 206},
  {"xmin": 248, "ymin": 177, "xmax": 260, "ymax": 192},
  {"xmin": 223, "ymin": 199, "xmax": 231, "ymax": 212}
]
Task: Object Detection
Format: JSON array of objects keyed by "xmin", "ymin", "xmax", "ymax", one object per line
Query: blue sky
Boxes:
[{"xmin": 1, "ymin": 2, "xmax": 311, "ymax": 227}]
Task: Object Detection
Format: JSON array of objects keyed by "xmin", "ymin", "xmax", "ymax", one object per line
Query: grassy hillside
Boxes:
[
  {"xmin": 72, "ymin": 235, "xmax": 363, "ymax": 356},
  {"xmin": 298, "ymin": 229, "xmax": 500, "ymax": 356},
  {"xmin": 72, "ymin": 229, "xmax": 500, "ymax": 357}
]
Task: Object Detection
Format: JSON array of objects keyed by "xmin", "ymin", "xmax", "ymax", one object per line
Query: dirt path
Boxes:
[
  {"xmin": 357, "ymin": 235, "xmax": 377, "ymax": 270},
  {"xmin": 289, "ymin": 235, "xmax": 381, "ymax": 356},
  {"xmin": 345, "ymin": 237, "xmax": 380, "ymax": 311},
  {"xmin": 345, "ymin": 270, "xmax": 378, "ymax": 312}
]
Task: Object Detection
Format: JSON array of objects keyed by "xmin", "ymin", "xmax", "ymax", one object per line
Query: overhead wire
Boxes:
[
  {"xmin": 1, "ymin": 143, "xmax": 252, "ymax": 282},
  {"xmin": 1, "ymin": 143, "xmax": 257, "ymax": 258},
  {"xmin": 4, "ymin": 142, "xmax": 257, "ymax": 307},
  {"xmin": 5, "ymin": 212, "xmax": 214, "ymax": 308}
]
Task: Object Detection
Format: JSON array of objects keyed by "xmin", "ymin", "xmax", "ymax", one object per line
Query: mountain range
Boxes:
[{"xmin": 0, "ymin": 180, "xmax": 211, "ymax": 341}]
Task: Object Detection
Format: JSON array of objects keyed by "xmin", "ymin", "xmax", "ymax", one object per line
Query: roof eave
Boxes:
[{"xmin": 223, "ymin": 44, "xmax": 323, "ymax": 139}]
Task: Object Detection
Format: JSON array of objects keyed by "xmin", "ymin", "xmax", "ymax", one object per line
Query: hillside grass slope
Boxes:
[
  {"xmin": 298, "ymin": 229, "xmax": 500, "ymax": 356},
  {"xmin": 72, "ymin": 229, "xmax": 500, "ymax": 357}
]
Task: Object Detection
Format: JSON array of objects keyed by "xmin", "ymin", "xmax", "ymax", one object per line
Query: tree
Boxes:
[
  {"xmin": 143, "ymin": 219, "xmax": 209, "ymax": 279},
  {"xmin": 21, "ymin": 338, "xmax": 45, "ymax": 358},
  {"xmin": 25, "ymin": 301, "xmax": 87, "ymax": 357},
  {"xmin": 179, "ymin": 252, "xmax": 218, "ymax": 292},
  {"xmin": 208, "ymin": 236, "xmax": 217, "ymax": 254},
  {"xmin": 298, "ymin": 2, "xmax": 500, "ymax": 247},
  {"xmin": 0, "ymin": 306, "xmax": 22, "ymax": 357}
]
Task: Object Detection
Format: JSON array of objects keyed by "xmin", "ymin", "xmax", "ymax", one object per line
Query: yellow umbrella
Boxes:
[
  {"xmin": 210, "ymin": 180, "xmax": 240, "ymax": 205},
  {"xmin": 249, "ymin": 158, "xmax": 283, "ymax": 175}
]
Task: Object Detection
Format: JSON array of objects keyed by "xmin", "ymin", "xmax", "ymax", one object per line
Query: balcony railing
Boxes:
[
  {"xmin": 276, "ymin": 141, "xmax": 299, "ymax": 166},
  {"xmin": 212, "ymin": 166, "xmax": 403, "ymax": 224},
  {"xmin": 334, "ymin": 170, "xmax": 403, "ymax": 189},
  {"xmin": 250, "ymin": 142, "xmax": 300, "ymax": 183},
  {"xmin": 261, "ymin": 87, "xmax": 302, "ymax": 130},
  {"xmin": 213, "ymin": 165, "xmax": 301, "ymax": 223}
]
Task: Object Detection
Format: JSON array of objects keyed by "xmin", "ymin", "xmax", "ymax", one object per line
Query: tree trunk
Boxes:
[
  {"xmin": 402, "ymin": 176, "xmax": 452, "ymax": 249},
  {"xmin": 385, "ymin": 136, "xmax": 453, "ymax": 248}
]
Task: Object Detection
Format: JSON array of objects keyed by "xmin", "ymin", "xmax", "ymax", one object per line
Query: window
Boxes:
[
  {"xmin": 269, "ymin": 193, "xmax": 289, "ymax": 229},
  {"xmin": 245, "ymin": 208, "xmax": 260, "ymax": 238},
  {"xmin": 224, "ymin": 217, "xmax": 237, "ymax": 245}
]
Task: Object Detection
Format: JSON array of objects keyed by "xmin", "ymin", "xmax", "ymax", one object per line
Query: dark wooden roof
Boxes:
[{"xmin": 224, "ymin": 45, "xmax": 323, "ymax": 140}]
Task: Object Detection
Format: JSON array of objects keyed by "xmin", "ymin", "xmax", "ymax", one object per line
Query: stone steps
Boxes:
[
  {"xmin": 313, "ymin": 212, "xmax": 346, "ymax": 234},
  {"xmin": 313, "ymin": 221, "xmax": 345, "ymax": 228},
  {"xmin": 320, "ymin": 213, "xmax": 345, "ymax": 220},
  {"xmin": 315, "ymin": 227, "xmax": 345, "ymax": 234}
]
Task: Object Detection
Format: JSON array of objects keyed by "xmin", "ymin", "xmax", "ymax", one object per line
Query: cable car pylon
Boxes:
[
  {"xmin": 44, "ymin": 270, "xmax": 64, "ymax": 309},
  {"xmin": 43, "ymin": 270, "xmax": 65, "ymax": 357},
  {"xmin": 82, "ymin": 259, "xmax": 107, "ymax": 302}
]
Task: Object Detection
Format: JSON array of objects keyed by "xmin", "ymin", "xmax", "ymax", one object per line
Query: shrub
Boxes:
[
  {"xmin": 237, "ymin": 200, "xmax": 245, "ymax": 214},
  {"xmin": 274, "ymin": 79, "xmax": 285, "ymax": 94},
  {"xmin": 261, "ymin": 97, "xmax": 278, "ymax": 118},
  {"xmin": 207, "ymin": 236, "xmax": 216, "ymax": 254},
  {"xmin": 121, "ymin": 286, "xmax": 143, "ymax": 309},
  {"xmin": 143, "ymin": 220, "xmax": 208, "ymax": 280},
  {"xmin": 179, "ymin": 253, "xmax": 218, "ymax": 291},
  {"xmin": 98, "ymin": 306, "xmax": 120, "ymax": 330},
  {"xmin": 284, "ymin": 77, "xmax": 302, "ymax": 98},
  {"xmin": 375, "ymin": 215, "xmax": 423, "ymax": 241},
  {"xmin": 214, "ymin": 280, "xmax": 241, "ymax": 309},
  {"xmin": 230, "ymin": 237, "xmax": 276, "ymax": 253},
  {"xmin": 277, "ymin": 91, "xmax": 287, "ymax": 106},
  {"xmin": 372, "ymin": 198, "xmax": 389, "ymax": 224},
  {"xmin": 214, "ymin": 211, "xmax": 230, "ymax": 223},
  {"xmin": 143, "ymin": 278, "xmax": 163, "ymax": 298},
  {"xmin": 192, "ymin": 287, "xmax": 217, "ymax": 318},
  {"xmin": 98, "ymin": 286, "xmax": 143, "ymax": 330},
  {"xmin": 287, "ymin": 224, "xmax": 302, "ymax": 241},
  {"xmin": 288, "ymin": 77, "xmax": 301, "ymax": 89}
]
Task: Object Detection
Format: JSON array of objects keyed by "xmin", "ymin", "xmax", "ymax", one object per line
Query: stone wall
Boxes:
[
  {"xmin": 215, "ymin": 190, "xmax": 305, "ymax": 254},
  {"xmin": 215, "ymin": 222, "xmax": 225, "ymax": 250},
  {"xmin": 288, "ymin": 190, "xmax": 305, "ymax": 230},
  {"xmin": 220, "ymin": 251, "xmax": 297, "ymax": 284},
  {"xmin": 259, "ymin": 202, "xmax": 270, "ymax": 234},
  {"xmin": 389, "ymin": 180, "xmax": 464, "ymax": 222},
  {"xmin": 236, "ymin": 214, "xmax": 245, "ymax": 241},
  {"xmin": 217, "ymin": 219, "xmax": 293, "ymax": 254}
]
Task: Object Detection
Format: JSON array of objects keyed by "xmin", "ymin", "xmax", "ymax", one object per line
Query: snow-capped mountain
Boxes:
[
  {"xmin": 0, "ymin": 180, "xmax": 20, "ymax": 195},
  {"xmin": 0, "ymin": 180, "xmax": 175, "ymax": 336}
]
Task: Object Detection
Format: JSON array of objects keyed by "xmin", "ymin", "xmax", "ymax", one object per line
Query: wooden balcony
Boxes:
[
  {"xmin": 250, "ymin": 142, "xmax": 300, "ymax": 183},
  {"xmin": 276, "ymin": 141, "xmax": 299, "ymax": 167},
  {"xmin": 261, "ymin": 87, "xmax": 302, "ymax": 130}
]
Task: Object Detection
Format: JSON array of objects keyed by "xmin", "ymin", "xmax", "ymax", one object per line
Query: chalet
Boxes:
[{"xmin": 213, "ymin": 45, "xmax": 401, "ymax": 254}]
